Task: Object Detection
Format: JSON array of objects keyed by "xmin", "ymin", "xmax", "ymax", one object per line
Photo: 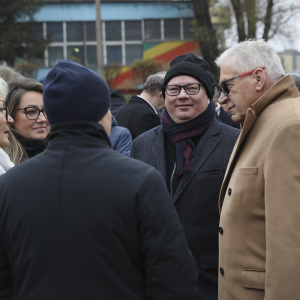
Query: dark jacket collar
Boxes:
[
  {"xmin": 49, "ymin": 121, "xmax": 111, "ymax": 147},
  {"xmin": 129, "ymin": 95, "xmax": 157, "ymax": 113}
]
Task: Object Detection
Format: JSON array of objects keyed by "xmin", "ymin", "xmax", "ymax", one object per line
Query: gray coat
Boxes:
[{"xmin": 131, "ymin": 118, "xmax": 240, "ymax": 300}]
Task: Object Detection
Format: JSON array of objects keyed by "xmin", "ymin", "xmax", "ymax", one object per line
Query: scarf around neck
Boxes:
[{"xmin": 161, "ymin": 100, "xmax": 215, "ymax": 177}]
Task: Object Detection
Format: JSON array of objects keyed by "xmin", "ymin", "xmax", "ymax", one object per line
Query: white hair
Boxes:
[
  {"xmin": 215, "ymin": 39, "xmax": 285, "ymax": 82},
  {"xmin": 0, "ymin": 78, "xmax": 8, "ymax": 99}
]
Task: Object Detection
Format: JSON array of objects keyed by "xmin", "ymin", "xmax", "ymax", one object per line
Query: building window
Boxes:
[
  {"xmin": 48, "ymin": 47, "xmax": 64, "ymax": 67},
  {"xmin": 32, "ymin": 22, "xmax": 44, "ymax": 39},
  {"xmin": 107, "ymin": 45, "xmax": 122, "ymax": 64},
  {"xmin": 67, "ymin": 22, "xmax": 84, "ymax": 42},
  {"xmin": 164, "ymin": 19, "xmax": 180, "ymax": 40},
  {"xmin": 183, "ymin": 18, "xmax": 195, "ymax": 40},
  {"xmin": 86, "ymin": 22, "xmax": 96, "ymax": 41},
  {"xmin": 125, "ymin": 21, "xmax": 142, "ymax": 41},
  {"xmin": 125, "ymin": 44, "xmax": 142, "ymax": 65},
  {"xmin": 106, "ymin": 21, "xmax": 122, "ymax": 41},
  {"xmin": 67, "ymin": 46, "xmax": 84, "ymax": 64},
  {"xmin": 87, "ymin": 45, "xmax": 97, "ymax": 67},
  {"xmin": 144, "ymin": 19, "xmax": 161, "ymax": 41},
  {"xmin": 47, "ymin": 22, "xmax": 63, "ymax": 42}
]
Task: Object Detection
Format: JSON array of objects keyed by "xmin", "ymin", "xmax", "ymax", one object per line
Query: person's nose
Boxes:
[
  {"xmin": 178, "ymin": 86, "xmax": 189, "ymax": 98},
  {"xmin": 218, "ymin": 91, "xmax": 228, "ymax": 104},
  {"xmin": 7, "ymin": 115, "xmax": 14, "ymax": 125},
  {"xmin": 37, "ymin": 112, "xmax": 47, "ymax": 122}
]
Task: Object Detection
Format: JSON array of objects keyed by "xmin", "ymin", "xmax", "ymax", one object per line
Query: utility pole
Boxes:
[{"xmin": 95, "ymin": 0, "xmax": 104, "ymax": 77}]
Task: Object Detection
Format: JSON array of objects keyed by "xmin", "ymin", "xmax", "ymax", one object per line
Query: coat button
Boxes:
[
  {"xmin": 220, "ymin": 267, "xmax": 224, "ymax": 276},
  {"xmin": 228, "ymin": 188, "xmax": 232, "ymax": 195},
  {"xmin": 219, "ymin": 227, "xmax": 223, "ymax": 235}
]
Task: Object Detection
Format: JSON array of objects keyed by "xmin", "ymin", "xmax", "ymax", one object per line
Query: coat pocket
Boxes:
[
  {"xmin": 241, "ymin": 269, "xmax": 265, "ymax": 290},
  {"xmin": 237, "ymin": 167, "xmax": 258, "ymax": 175},
  {"xmin": 199, "ymin": 251, "xmax": 218, "ymax": 269}
]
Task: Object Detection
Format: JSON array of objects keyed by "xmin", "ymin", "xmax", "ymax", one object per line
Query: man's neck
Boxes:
[{"xmin": 139, "ymin": 92, "xmax": 158, "ymax": 112}]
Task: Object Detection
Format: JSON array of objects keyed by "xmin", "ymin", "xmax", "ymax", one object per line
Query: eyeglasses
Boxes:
[
  {"xmin": 16, "ymin": 107, "xmax": 47, "ymax": 120},
  {"xmin": 220, "ymin": 67, "xmax": 266, "ymax": 96},
  {"xmin": 0, "ymin": 107, "xmax": 9, "ymax": 121},
  {"xmin": 164, "ymin": 83, "xmax": 202, "ymax": 96}
]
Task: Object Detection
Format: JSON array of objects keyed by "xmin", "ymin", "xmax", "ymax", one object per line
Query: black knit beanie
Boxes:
[
  {"xmin": 162, "ymin": 53, "xmax": 216, "ymax": 100},
  {"xmin": 44, "ymin": 60, "xmax": 111, "ymax": 125}
]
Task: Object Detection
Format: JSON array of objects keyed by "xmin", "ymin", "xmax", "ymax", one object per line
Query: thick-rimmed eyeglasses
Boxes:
[
  {"xmin": 164, "ymin": 83, "xmax": 202, "ymax": 96},
  {"xmin": 0, "ymin": 107, "xmax": 9, "ymax": 121},
  {"xmin": 16, "ymin": 107, "xmax": 47, "ymax": 120},
  {"xmin": 220, "ymin": 67, "xmax": 266, "ymax": 96}
]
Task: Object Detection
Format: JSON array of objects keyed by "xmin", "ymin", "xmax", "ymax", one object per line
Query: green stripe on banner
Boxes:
[{"xmin": 143, "ymin": 42, "xmax": 161, "ymax": 52}]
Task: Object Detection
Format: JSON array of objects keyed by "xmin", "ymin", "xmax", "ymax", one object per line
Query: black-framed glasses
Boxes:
[
  {"xmin": 16, "ymin": 107, "xmax": 47, "ymax": 120},
  {"xmin": 164, "ymin": 83, "xmax": 202, "ymax": 96},
  {"xmin": 0, "ymin": 107, "xmax": 9, "ymax": 121},
  {"xmin": 220, "ymin": 67, "xmax": 266, "ymax": 96}
]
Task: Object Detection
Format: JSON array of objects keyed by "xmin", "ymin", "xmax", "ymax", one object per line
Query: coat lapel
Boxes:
[
  {"xmin": 219, "ymin": 109, "xmax": 256, "ymax": 210},
  {"xmin": 172, "ymin": 119, "xmax": 221, "ymax": 204},
  {"xmin": 150, "ymin": 127, "xmax": 167, "ymax": 181}
]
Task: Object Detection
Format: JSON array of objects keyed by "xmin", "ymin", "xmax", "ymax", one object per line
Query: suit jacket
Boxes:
[
  {"xmin": 115, "ymin": 95, "xmax": 161, "ymax": 140},
  {"xmin": 131, "ymin": 118, "xmax": 240, "ymax": 300},
  {"xmin": 219, "ymin": 75, "xmax": 300, "ymax": 300},
  {"xmin": 0, "ymin": 122, "xmax": 198, "ymax": 300}
]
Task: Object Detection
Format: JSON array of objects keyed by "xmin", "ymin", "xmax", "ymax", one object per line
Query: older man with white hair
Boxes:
[{"xmin": 216, "ymin": 39, "xmax": 300, "ymax": 300}]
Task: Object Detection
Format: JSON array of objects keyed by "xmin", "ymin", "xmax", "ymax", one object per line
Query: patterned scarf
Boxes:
[{"xmin": 161, "ymin": 100, "xmax": 215, "ymax": 177}]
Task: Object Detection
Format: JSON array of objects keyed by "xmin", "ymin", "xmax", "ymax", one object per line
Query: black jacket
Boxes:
[
  {"xmin": 131, "ymin": 119, "xmax": 240, "ymax": 300},
  {"xmin": 116, "ymin": 95, "xmax": 161, "ymax": 139},
  {"xmin": 0, "ymin": 122, "xmax": 198, "ymax": 300}
]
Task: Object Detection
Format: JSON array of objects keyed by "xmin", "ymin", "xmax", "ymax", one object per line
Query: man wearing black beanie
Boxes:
[
  {"xmin": 131, "ymin": 53, "xmax": 240, "ymax": 300},
  {"xmin": 0, "ymin": 60, "xmax": 198, "ymax": 300}
]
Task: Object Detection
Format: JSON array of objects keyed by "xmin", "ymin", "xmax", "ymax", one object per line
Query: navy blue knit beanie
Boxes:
[
  {"xmin": 162, "ymin": 53, "xmax": 216, "ymax": 100},
  {"xmin": 43, "ymin": 60, "xmax": 110, "ymax": 125}
]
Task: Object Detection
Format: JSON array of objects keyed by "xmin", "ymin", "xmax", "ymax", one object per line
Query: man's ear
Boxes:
[
  {"xmin": 254, "ymin": 68, "xmax": 266, "ymax": 91},
  {"xmin": 157, "ymin": 91, "xmax": 163, "ymax": 101}
]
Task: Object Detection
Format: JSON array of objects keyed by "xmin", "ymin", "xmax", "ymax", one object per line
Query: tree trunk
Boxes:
[
  {"xmin": 245, "ymin": 0, "xmax": 257, "ymax": 39},
  {"xmin": 262, "ymin": 0, "xmax": 273, "ymax": 40},
  {"xmin": 192, "ymin": 0, "xmax": 220, "ymax": 80},
  {"xmin": 231, "ymin": 0, "xmax": 247, "ymax": 41}
]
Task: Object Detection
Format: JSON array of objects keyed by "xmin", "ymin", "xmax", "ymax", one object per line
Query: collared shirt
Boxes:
[{"xmin": 137, "ymin": 95, "xmax": 158, "ymax": 114}]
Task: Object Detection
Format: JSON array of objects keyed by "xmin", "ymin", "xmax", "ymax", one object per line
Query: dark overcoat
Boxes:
[
  {"xmin": 115, "ymin": 95, "xmax": 161, "ymax": 139},
  {"xmin": 131, "ymin": 118, "xmax": 240, "ymax": 300},
  {"xmin": 0, "ymin": 122, "xmax": 198, "ymax": 300}
]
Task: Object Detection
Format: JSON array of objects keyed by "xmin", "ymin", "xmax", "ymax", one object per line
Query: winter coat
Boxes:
[
  {"xmin": 116, "ymin": 95, "xmax": 161, "ymax": 140},
  {"xmin": 110, "ymin": 115, "xmax": 132, "ymax": 156},
  {"xmin": 0, "ymin": 122, "xmax": 198, "ymax": 300},
  {"xmin": 219, "ymin": 75, "xmax": 300, "ymax": 300},
  {"xmin": 131, "ymin": 118, "xmax": 240, "ymax": 300}
]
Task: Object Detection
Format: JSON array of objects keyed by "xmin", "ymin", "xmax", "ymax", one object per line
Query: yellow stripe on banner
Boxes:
[{"xmin": 143, "ymin": 41, "xmax": 186, "ymax": 60}]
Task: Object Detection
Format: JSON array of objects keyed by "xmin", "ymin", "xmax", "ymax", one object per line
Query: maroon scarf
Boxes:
[{"xmin": 161, "ymin": 101, "xmax": 215, "ymax": 176}]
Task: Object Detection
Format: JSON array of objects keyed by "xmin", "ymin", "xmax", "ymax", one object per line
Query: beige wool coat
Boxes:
[{"xmin": 218, "ymin": 75, "xmax": 300, "ymax": 300}]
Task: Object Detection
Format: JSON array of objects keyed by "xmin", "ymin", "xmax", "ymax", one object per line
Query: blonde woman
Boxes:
[{"xmin": 0, "ymin": 78, "xmax": 14, "ymax": 174}]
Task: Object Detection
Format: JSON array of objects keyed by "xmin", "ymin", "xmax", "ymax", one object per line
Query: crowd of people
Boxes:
[{"xmin": 0, "ymin": 39, "xmax": 299, "ymax": 300}]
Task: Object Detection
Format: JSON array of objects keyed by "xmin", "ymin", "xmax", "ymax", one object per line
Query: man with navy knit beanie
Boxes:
[
  {"xmin": 0, "ymin": 60, "xmax": 198, "ymax": 300},
  {"xmin": 131, "ymin": 53, "xmax": 240, "ymax": 300}
]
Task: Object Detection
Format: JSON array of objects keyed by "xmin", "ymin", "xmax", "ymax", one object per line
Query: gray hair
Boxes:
[
  {"xmin": 0, "ymin": 78, "xmax": 9, "ymax": 99},
  {"xmin": 143, "ymin": 71, "xmax": 166, "ymax": 96},
  {"xmin": 215, "ymin": 39, "xmax": 285, "ymax": 82},
  {"xmin": 0, "ymin": 65, "xmax": 23, "ymax": 83},
  {"xmin": 290, "ymin": 73, "xmax": 300, "ymax": 91}
]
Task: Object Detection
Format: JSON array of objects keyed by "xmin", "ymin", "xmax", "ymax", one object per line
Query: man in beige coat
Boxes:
[{"xmin": 215, "ymin": 39, "xmax": 300, "ymax": 300}]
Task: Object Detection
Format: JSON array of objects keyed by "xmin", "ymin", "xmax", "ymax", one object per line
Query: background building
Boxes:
[{"xmin": 24, "ymin": 0, "xmax": 200, "ymax": 90}]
